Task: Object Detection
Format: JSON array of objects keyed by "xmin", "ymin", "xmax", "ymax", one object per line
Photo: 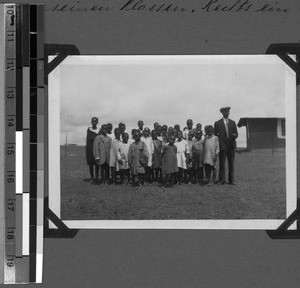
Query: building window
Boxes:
[{"xmin": 277, "ymin": 118, "xmax": 285, "ymax": 139}]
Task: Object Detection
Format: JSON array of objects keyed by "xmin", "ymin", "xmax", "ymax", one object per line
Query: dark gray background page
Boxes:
[{"xmin": 10, "ymin": 0, "xmax": 300, "ymax": 286}]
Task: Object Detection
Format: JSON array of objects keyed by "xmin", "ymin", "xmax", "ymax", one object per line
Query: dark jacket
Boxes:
[{"xmin": 214, "ymin": 118, "xmax": 238, "ymax": 150}]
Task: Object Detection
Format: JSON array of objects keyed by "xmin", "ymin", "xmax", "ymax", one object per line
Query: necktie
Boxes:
[{"xmin": 225, "ymin": 119, "xmax": 229, "ymax": 138}]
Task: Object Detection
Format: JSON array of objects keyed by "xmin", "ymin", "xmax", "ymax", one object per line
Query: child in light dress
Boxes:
[
  {"xmin": 203, "ymin": 125, "xmax": 220, "ymax": 186},
  {"xmin": 175, "ymin": 131, "xmax": 190, "ymax": 185},
  {"xmin": 118, "ymin": 132, "xmax": 131, "ymax": 185},
  {"xmin": 109, "ymin": 128, "xmax": 123, "ymax": 184}
]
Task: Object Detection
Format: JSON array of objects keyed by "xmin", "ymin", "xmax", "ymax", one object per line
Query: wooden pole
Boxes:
[
  {"xmin": 65, "ymin": 133, "xmax": 67, "ymax": 157},
  {"xmin": 271, "ymin": 133, "xmax": 274, "ymax": 157}
]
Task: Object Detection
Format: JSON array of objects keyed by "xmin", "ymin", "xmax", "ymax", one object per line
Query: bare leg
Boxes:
[
  {"xmin": 131, "ymin": 174, "xmax": 136, "ymax": 187},
  {"xmin": 89, "ymin": 165, "xmax": 94, "ymax": 180},
  {"xmin": 95, "ymin": 165, "xmax": 99, "ymax": 182},
  {"xmin": 170, "ymin": 173, "xmax": 175, "ymax": 187}
]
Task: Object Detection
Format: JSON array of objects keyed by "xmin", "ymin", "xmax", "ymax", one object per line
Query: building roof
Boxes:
[{"xmin": 237, "ymin": 98, "xmax": 285, "ymax": 127}]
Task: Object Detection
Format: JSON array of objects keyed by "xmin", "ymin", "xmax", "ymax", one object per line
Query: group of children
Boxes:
[{"xmin": 86, "ymin": 118, "xmax": 220, "ymax": 187}]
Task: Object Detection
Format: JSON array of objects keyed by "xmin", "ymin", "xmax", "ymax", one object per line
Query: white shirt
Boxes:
[
  {"xmin": 88, "ymin": 127, "xmax": 100, "ymax": 134},
  {"xmin": 175, "ymin": 139, "xmax": 190, "ymax": 169},
  {"xmin": 183, "ymin": 128, "xmax": 193, "ymax": 140},
  {"xmin": 141, "ymin": 136, "xmax": 154, "ymax": 167},
  {"xmin": 223, "ymin": 118, "xmax": 229, "ymax": 137}
]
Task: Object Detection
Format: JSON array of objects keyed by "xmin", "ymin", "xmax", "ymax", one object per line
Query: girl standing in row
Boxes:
[{"xmin": 86, "ymin": 117, "xmax": 100, "ymax": 183}]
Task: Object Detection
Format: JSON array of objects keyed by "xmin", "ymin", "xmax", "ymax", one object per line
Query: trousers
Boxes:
[{"xmin": 218, "ymin": 147, "xmax": 235, "ymax": 184}]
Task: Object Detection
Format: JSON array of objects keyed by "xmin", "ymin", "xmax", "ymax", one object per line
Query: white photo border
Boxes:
[{"xmin": 48, "ymin": 55, "xmax": 297, "ymax": 230}]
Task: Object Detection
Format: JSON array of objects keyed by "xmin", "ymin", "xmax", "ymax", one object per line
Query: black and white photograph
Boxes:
[{"xmin": 48, "ymin": 55, "xmax": 296, "ymax": 229}]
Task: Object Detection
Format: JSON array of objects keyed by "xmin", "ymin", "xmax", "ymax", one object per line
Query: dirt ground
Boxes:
[{"xmin": 60, "ymin": 146, "xmax": 286, "ymax": 220}]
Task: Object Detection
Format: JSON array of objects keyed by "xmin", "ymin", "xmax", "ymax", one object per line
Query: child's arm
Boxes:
[
  {"xmin": 127, "ymin": 145, "xmax": 132, "ymax": 166},
  {"xmin": 151, "ymin": 140, "xmax": 155, "ymax": 155},
  {"xmin": 214, "ymin": 137, "xmax": 220, "ymax": 162},
  {"xmin": 93, "ymin": 136, "xmax": 100, "ymax": 164},
  {"xmin": 185, "ymin": 142, "xmax": 190, "ymax": 165},
  {"xmin": 214, "ymin": 122, "xmax": 219, "ymax": 137},
  {"xmin": 143, "ymin": 142, "xmax": 150, "ymax": 158},
  {"xmin": 162, "ymin": 145, "xmax": 167, "ymax": 158},
  {"xmin": 117, "ymin": 148, "xmax": 123, "ymax": 164},
  {"xmin": 232, "ymin": 121, "xmax": 238, "ymax": 139},
  {"xmin": 109, "ymin": 143, "xmax": 115, "ymax": 167}
]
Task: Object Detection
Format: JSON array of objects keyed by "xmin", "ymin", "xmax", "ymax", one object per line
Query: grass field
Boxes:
[{"xmin": 60, "ymin": 146, "xmax": 286, "ymax": 220}]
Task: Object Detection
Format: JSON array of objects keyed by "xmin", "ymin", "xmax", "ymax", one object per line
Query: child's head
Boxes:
[
  {"xmin": 204, "ymin": 125, "xmax": 208, "ymax": 135},
  {"xmin": 138, "ymin": 120, "xmax": 144, "ymax": 130},
  {"xmin": 187, "ymin": 119, "xmax": 193, "ymax": 129},
  {"xmin": 107, "ymin": 123, "xmax": 113, "ymax": 134},
  {"xmin": 133, "ymin": 130, "xmax": 142, "ymax": 142},
  {"xmin": 162, "ymin": 131, "xmax": 168, "ymax": 141},
  {"xmin": 154, "ymin": 122, "xmax": 159, "ymax": 130},
  {"xmin": 168, "ymin": 126, "xmax": 174, "ymax": 133},
  {"xmin": 196, "ymin": 123, "xmax": 202, "ymax": 130},
  {"xmin": 195, "ymin": 129, "xmax": 202, "ymax": 140},
  {"xmin": 101, "ymin": 124, "xmax": 107, "ymax": 136},
  {"xmin": 114, "ymin": 128, "xmax": 121, "ymax": 140},
  {"xmin": 91, "ymin": 117, "xmax": 98, "ymax": 128},
  {"xmin": 131, "ymin": 128, "xmax": 137, "ymax": 136},
  {"xmin": 168, "ymin": 135, "xmax": 176, "ymax": 145},
  {"xmin": 157, "ymin": 125, "xmax": 162, "ymax": 136},
  {"xmin": 177, "ymin": 130, "xmax": 183, "ymax": 141},
  {"xmin": 122, "ymin": 133, "xmax": 129, "ymax": 143},
  {"xmin": 188, "ymin": 130, "xmax": 194, "ymax": 141},
  {"xmin": 118, "ymin": 122, "xmax": 126, "ymax": 134},
  {"xmin": 162, "ymin": 125, "xmax": 168, "ymax": 132},
  {"xmin": 142, "ymin": 127, "xmax": 150, "ymax": 137},
  {"xmin": 174, "ymin": 124, "xmax": 180, "ymax": 132},
  {"xmin": 206, "ymin": 125, "xmax": 214, "ymax": 136},
  {"xmin": 151, "ymin": 130, "xmax": 158, "ymax": 140}
]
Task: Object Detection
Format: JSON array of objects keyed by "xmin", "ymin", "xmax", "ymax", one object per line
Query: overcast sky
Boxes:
[{"xmin": 57, "ymin": 56, "xmax": 287, "ymax": 146}]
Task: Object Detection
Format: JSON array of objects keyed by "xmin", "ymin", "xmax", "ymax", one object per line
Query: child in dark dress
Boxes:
[
  {"xmin": 151, "ymin": 130, "xmax": 163, "ymax": 183},
  {"xmin": 86, "ymin": 117, "xmax": 100, "ymax": 183},
  {"xmin": 162, "ymin": 135, "xmax": 178, "ymax": 187},
  {"xmin": 128, "ymin": 130, "xmax": 149, "ymax": 187},
  {"xmin": 192, "ymin": 129, "xmax": 204, "ymax": 185},
  {"xmin": 185, "ymin": 130, "xmax": 195, "ymax": 183},
  {"xmin": 141, "ymin": 127, "xmax": 154, "ymax": 183},
  {"xmin": 157, "ymin": 125, "xmax": 163, "ymax": 141}
]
